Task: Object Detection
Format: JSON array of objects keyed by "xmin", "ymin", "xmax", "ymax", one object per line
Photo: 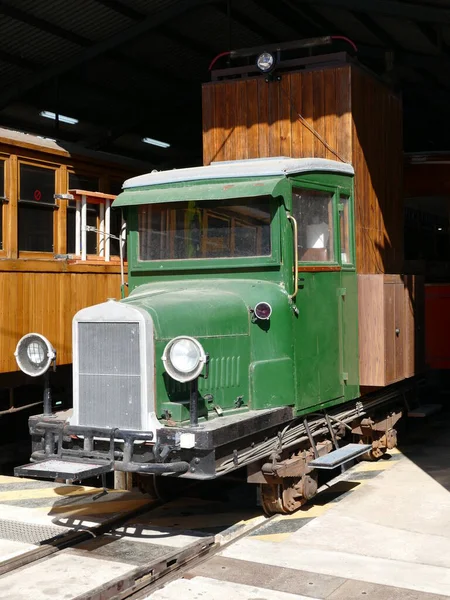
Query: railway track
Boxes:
[
  {"xmin": 0, "ymin": 461, "xmax": 374, "ymax": 600},
  {"xmin": 0, "ymin": 475, "xmax": 270, "ymax": 600}
]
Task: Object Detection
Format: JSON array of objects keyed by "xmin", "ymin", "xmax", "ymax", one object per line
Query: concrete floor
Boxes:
[{"xmin": 152, "ymin": 409, "xmax": 450, "ymax": 600}]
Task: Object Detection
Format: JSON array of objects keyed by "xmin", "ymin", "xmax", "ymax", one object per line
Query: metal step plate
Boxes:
[
  {"xmin": 15, "ymin": 459, "xmax": 112, "ymax": 482},
  {"xmin": 408, "ymin": 403, "xmax": 442, "ymax": 418},
  {"xmin": 308, "ymin": 443, "xmax": 372, "ymax": 470}
]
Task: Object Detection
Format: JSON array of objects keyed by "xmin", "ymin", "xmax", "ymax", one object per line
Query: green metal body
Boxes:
[{"xmin": 117, "ymin": 170, "xmax": 359, "ymax": 425}]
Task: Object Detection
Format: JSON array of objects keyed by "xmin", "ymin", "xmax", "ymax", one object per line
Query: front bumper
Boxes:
[{"xmin": 17, "ymin": 407, "xmax": 294, "ymax": 482}]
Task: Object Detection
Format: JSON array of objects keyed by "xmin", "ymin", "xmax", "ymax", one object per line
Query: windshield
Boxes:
[{"xmin": 138, "ymin": 197, "xmax": 272, "ymax": 261}]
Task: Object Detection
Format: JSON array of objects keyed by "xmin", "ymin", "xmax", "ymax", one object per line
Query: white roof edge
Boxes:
[{"xmin": 123, "ymin": 157, "xmax": 354, "ymax": 189}]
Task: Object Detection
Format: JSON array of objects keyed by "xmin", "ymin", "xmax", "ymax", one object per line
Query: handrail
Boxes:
[{"xmin": 287, "ymin": 213, "xmax": 298, "ymax": 300}]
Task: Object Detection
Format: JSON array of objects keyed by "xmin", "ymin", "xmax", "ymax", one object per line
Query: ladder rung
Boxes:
[{"xmin": 308, "ymin": 443, "xmax": 371, "ymax": 470}]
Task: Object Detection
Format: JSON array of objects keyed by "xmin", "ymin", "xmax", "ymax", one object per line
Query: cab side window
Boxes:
[{"xmin": 293, "ymin": 188, "xmax": 335, "ymax": 262}]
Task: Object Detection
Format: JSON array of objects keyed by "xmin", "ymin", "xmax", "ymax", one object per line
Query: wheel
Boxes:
[
  {"xmin": 260, "ymin": 483, "xmax": 286, "ymax": 515},
  {"xmin": 136, "ymin": 474, "xmax": 194, "ymax": 502},
  {"xmin": 260, "ymin": 473, "xmax": 318, "ymax": 515}
]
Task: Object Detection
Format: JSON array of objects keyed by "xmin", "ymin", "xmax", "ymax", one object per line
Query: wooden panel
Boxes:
[
  {"xmin": 351, "ymin": 68, "xmax": 403, "ymax": 274},
  {"xmin": 202, "ymin": 63, "xmax": 403, "ymax": 275},
  {"xmin": 394, "ymin": 280, "xmax": 405, "ymax": 381},
  {"xmin": 359, "ymin": 274, "xmax": 409, "ymax": 386},
  {"xmin": 5, "ymin": 155, "xmax": 18, "ymax": 259},
  {"xmin": 202, "ymin": 66, "xmax": 352, "ymax": 165},
  {"xmin": 0, "ymin": 270, "xmax": 122, "ymax": 374},
  {"xmin": 384, "ymin": 280, "xmax": 396, "ymax": 385},
  {"xmin": 358, "ymin": 275, "xmax": 385, "ymax": 386}
]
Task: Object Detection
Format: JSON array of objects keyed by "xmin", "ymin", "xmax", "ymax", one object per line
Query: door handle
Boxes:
[{"xmin": 287, "ymin": 213, "xmax": 298, "ymax": 301}]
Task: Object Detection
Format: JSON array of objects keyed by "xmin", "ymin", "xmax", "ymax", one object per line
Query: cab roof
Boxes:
[{"xmin": 122, "ymin": 157, "xmax": 354, "ymax": 190}]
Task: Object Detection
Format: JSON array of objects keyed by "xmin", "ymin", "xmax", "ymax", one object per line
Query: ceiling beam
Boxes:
[
  {"xmin": 358, "ymin": 43, "xmax": 450, "ymax": 72},
  {"xmin": 298, "ymin": 1, "xmax": 450, "ymax": 25},
  {"xmin": 0, "ymin": 49, "xmax": 36, "ymax": 70},
  {"xmin": 29, "ymin": 77, "xmax": 199, "ymax": 135},
  {"xmin": 93, "ymin": 0, "xmax": 215, "ymax": 58},
  {"xmin": 249, "ymin": 0, "xmax": 309, "ymax": 38},
  {"xmin": 159, "ymin": 25, "xmax": 216, "ymax": 59},
  {"xmin": 0, "ymin": 1, "xmax": 90, "ymax": 46},
  {"xmin": 351, "ymin": 11, "xmax": 398, "ymax": 50},
  {"xmin": 92, "ymin": 0, "xmax": 143, "ymax": 21},
  {"xmin": 0, "ymin": 0, "xmax": 190, "ymax": 88},
  {"xmin": 214, "ymin": 4, "xmax": 277, "ymax": 43},
  {"xmin": 280, "ymin": 1, "xmax": 332, "ymax": 35},
  {"xmin": 0, "ymin": 0, "xmax": 216, "ymax": 112}
]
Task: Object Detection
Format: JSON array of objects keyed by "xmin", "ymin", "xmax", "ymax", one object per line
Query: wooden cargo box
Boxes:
[
  {"xmin": 358, "ymin": 274, "xmax": 424, "ymax": 386},
  {"xmin": 202, "ymin": 55, "xmax": 403, "ymax": 275}
]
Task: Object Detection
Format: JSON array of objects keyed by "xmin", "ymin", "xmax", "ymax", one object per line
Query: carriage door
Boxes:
[{"xmin": 292, "ymin": 186, "xmax": 344, "ymax": 410}]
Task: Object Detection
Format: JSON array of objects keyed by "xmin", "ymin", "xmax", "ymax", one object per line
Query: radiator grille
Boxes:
[{"xmin": 77, "ymin": 322, "xmax": 141, "ymax": 429}]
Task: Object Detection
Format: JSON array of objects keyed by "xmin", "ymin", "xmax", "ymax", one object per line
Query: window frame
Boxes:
[
  {"xmin": 129, "ymin": 195, "xmax": 282, "ymax": 272},
  {"xmin": 18, "ymin": 160, "xmax": 58, "ymax": 256},
  {"xmin": 289, "ymin": 176, "xmax": 356, "ymax": 272},
  {"xmin": 0, "ymin": 158, "xmax": 6, "ymax": 254}
]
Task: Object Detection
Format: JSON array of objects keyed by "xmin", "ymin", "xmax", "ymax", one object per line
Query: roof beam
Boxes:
[
  {"xmin": 0, "ymin": 0, "xmax": 190, "ymax": 88},
  {"xmin": 214, "ymin": 4, "xmax": 278, "ymax": 43},
  {"xmin": 92, "ymin": 0, "xmax": 143, "ymax": 21},
  {"xmin": 0, "ymin": 49, "xmax": 36, "ymax": 70},
  {"xmin": 351, "ymin": 11, "xmax": 398, "ymax": 50},
  {"xmin": 279, "ymin": 1, "xmax": 332, "ymax": 35},
  {"xmin": 0, "ymin": 1, "xmax": 90, "ymax": 46},
  {"xmin": 358, "ymin": 43, "xmax": 450, "ymax": 71},
  {"xmin": 93, "ymin": 0, "xmax": 215, "ymax": 58},
  {"xmin": 298, "ymin": 1, "xmax": 450, "ymax": 25},
  {"xmin": 249, "ymin": 0, "xmax": 310, "ymax": 38},
  {"xmin": 0, "ymin": 0, "xmax": 216, "ymax": 112}
]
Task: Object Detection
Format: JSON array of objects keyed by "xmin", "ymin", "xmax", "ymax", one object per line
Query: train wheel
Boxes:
[
  {"xmin": 358, "ymin": 428, "xmax": 398, "ymax": 461},
  {"xmin": 260, "ymin": 473, "xmax": 318, "ymax": 515},
  {"xmin": 260, "ymin": 483, "xmax": 286, "ymax": 515},
  {"xmin": 136, "ymin": 474, "xmax": 194, "ymax": 502}
]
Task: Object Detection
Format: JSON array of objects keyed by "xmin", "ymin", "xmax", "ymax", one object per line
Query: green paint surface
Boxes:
[{"xmin": 119, "ymin": 170, "xmax": 359, "ymax": 424}]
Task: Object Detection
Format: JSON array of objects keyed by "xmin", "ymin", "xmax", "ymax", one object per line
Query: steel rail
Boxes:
[{"xmin": 0, "ymin": 496, "xmax": 158, "ymax": 577}]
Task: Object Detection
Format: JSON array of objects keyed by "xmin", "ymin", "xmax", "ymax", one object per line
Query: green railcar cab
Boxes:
[
  {"xmin": 115, "ymin": 157, "xmax": 359, "ymax": 424},
  {"xmin": 19, "ymin": 157, "xmax": 371, "ymax": 508}
]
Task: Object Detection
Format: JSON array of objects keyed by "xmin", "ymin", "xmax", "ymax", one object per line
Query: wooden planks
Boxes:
[
  {"xmin": 0, "ymin": 269, "xmax": 122, "ymax": 374},
  {"xmin": 358, "ymin": 274, "xmax": 424, "ymax": 386},
  {"xmin": 0, "ymin": 132, "xmax": 140, "ymax": 377},
  {"xmin": 350, "ymin": 68, "xmax": 403, "ymax": 275},
  {"xmin": 202, "ymin": 62, "xmax": 403, "ymax": 275}
]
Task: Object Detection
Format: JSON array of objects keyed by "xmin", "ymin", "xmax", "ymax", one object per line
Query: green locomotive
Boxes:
[{"xmin": 16, "ymin": 156, "xmax": 403, "ymax": 514}]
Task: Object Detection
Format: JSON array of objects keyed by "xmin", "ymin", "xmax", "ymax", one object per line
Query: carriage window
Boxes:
[
  {"xmin": 139, "ymin": 197, "xmax": 271, "ymax": 261},
  {"xmin": 19, "ymin": 164, "xmax": 56, "ymax": 252},
  {"xmin": 293, "ymin": 188, "xmax": 335, "ymax": 262},
  {"xmin": 339, "ymin": 195, "xmax": 351, "ymax": 264}
]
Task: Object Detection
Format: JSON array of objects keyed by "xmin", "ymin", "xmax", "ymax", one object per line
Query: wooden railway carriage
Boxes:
[
  {"xmin": 0, "ymin": 127, "xmax": 146, "ymax": 428},
  {"xmin": 16, "ymin": 49, "xmax": 423, "ymax": 514}
]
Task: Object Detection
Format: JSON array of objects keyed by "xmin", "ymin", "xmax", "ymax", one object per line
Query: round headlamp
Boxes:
[
  {"xmin": 162, "ymin": 336, "xmax": 207, "ymax": 383},
  {"xmin": 14, "ymin": 333, "xmax": 56, "ymax": 377},
  {"xmin": 256, "ymin": 51, "xmax": 275, "ymax": 73}
]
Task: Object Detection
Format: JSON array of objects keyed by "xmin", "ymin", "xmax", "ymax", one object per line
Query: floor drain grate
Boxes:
[{"xmin": 0, "ymin": 519, "xmax": 70, "ymax": 545}]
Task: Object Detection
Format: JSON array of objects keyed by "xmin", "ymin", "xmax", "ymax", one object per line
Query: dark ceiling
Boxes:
[{"xmin": 1, "ymin": 0, "xmax": 450, "ymax": 167}]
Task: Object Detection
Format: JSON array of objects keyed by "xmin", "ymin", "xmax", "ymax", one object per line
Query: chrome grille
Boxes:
[{"xmin": 78, "ymin": 322, "xmax": 141, "ymax": 429}]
